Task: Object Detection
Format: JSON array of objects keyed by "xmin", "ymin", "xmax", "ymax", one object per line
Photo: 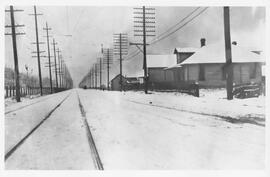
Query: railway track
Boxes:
[
  {"xmin": 5, "ymin": 93, "xmax": 71, "ymax": 161},
  {"xmin": 5, "ymin": 92, "xmax": 66, "ymax": 115},
  {"xmin": 77, "ymin": 91, "xmax": 104, "ymax": 170}
]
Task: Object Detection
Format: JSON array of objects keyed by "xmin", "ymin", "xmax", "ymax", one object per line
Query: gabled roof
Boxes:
[
  {"xmin": 126, "ymin": 77, "xmax": 140, "ymax": 84},
  {"xmin": 179, "ymin": 44, "xmax": 264, "ymax": 65},
  {"xmin": 126, "ymin": 70, "xmax": 144, "ymax": 78},
  {"xmin": 147, "ymin": 54, "xmax": 176, "ymax": 68},
  {"xmin": 174, "ymin": 47, "xmax": 199, "ymax": 54},
  {"xmin": 111, "ymin": 74, "xmax": 124, "ymax": 82}
]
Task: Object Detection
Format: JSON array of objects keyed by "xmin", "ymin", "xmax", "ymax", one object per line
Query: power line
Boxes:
[
  {"xmin": 150, "ymin": 7, "xmax": 201, "ymax": 43},
  {"xmin": 150, "ymin": 7, "xmax": 208, "ymax": 45},
  {"xmin": 123, "ymin": 7, "xmax": 208, "ymax": 63}
]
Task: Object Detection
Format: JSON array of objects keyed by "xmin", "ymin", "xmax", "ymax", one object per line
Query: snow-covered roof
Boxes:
[
  {"xmin": 147, "ymin": 54, "xmax": 177, "ymax": 68},
  {"xmin": 174, "ymin": 47, "xmax": 199, "ymax": 53},
  {"xmin": 126, "ymin": 70, "xmax": 144, "ymax": 78},
  {"xmin": 179, "ymin": 44, "xmax": 264, "ymax": 65}
]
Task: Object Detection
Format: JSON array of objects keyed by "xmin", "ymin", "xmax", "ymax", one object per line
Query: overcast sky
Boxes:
[{"xmin": 5, "ymin": 6, "xmax": 265, "ymax": 87}]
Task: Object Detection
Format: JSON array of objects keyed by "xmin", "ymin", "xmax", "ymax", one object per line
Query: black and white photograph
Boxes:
[{"xmin": 1, "ymin": 0, "xmax": 269, "ymax": 176}]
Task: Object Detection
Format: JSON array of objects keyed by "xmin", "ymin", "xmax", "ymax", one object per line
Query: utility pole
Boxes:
[
  {"xmin": 52, "ymin": 39, "xmax": 58, "ymax": 89},
  {"xmin": 5, "ymin": 6, "xmax": 25, "ymax": 102},
  {"xmin": 107, "ymin": 49, "xmax": 109, "ymax": 90},
  {"xmin": 95, "ymin": 63, "xmax": 98, "ymax": 89},
  {"xmin": 223, "ymin": 7, "xmax": 233, "ymax": 100},
  {"xmin": 43, "ymin": 22, "xmax": 53, "ymax": 93},
  {"xmin": 99, "ymin": 58, "xmax": 102, "ymax": 89},
  {"xmin": 114, "ymin": 33, "xmax": 128, "ymax": 91},
  {"xmin": 30, "ymin": 6, "xmax": 43, "ymax": 95},
  {"xmin": 91, "ymin": 68, "xmax": 94, "ymax": 89},
  {"xmin": 133, "ymin": 6, "xmax": 155, "ymax": 94},
  {"xmin": 56, "ymin": 48, "xmax": 62, "ymax": 88},
  {"xmin": 103, "ymin": 48, "xmax": 113, "ymax": 90}
]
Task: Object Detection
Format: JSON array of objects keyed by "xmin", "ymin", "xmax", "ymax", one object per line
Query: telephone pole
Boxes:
[
  {"xmin": 56, "ymin": 48, "xmax": 62, "ymax": 88},
  {"xmin": 5, "ymin": 6, "xmax": 25, "ymax": 102},
  {"xmin": 114, "ymin": 33, "xmax": 128, "ymax": 91},
  {"xmin": 107, "ymin": 49, "xmax": 110, "ymax": 90},
  {"xmin": 30, "ymin": 6, "xmax": 43, "ymax": 95},
  {"xmin": 133, "ymin": 6, "xmax": 155, "ymax": 94},
  {"xmin": 102, "ymin": 48, "xmax": 113, "ymax": 90},
  {"xmin": 99, "ymin": 58, "xmax": 102, "ymax": 89},
  {"xmin": 95, "ymin": 63, "xmax": 98, "ymax": 89},
  {"xmin": 52, "ymin": 39, "xmax": 58, "ymax": 89},
  {"xmin": 223, "ymin": 7, "xmax": 233, "ymax": 100},
  {"xmin": 43, "ymin": 22, "xmax": 53, "ymax": 93}
]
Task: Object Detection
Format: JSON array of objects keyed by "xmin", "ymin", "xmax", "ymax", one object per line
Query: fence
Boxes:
[
  {"xmin": 148, "ymin": 81, "xmax": 199, "ymax": 97},
  {"xmin": 4, "ymin": 86, "xmax": 67, "ymax": 98}
]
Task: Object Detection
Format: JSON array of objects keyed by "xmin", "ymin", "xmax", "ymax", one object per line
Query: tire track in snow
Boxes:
[
  {"xmin": 125, "ymin": 99, "xmax": 265, "ymax": 127},
  {"xmin": 76, "ymin": 91, "xmax": 104, "ymax": 170},
  {"xmin": 5, "ymin": 92, "xmax": 71, "ymax": 161}
]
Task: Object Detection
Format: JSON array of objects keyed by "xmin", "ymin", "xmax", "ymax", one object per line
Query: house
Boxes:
[
  {"xmin": 110, "ymin": 74, "xmax": 141, "ymax": 91},
  {"xmin": 173, "ymin": 38, "xmax": 203, "ymax": 64},
  {"xmin": 146, "ymin": 54, "xmax": 177, "ymax": 84},
  {"xmin": 167, "ymin": 42, "xmax": 264, "ymax": 87}
]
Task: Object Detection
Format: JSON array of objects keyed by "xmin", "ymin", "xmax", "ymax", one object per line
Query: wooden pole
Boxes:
[
  {"xmin": 143, "ymin": 6, "xmax": 148, "ymax": 94},
  {"xmin": 223, "ymin": 7, "xmax": 233, "ymax": 100},
  {"xmin": 33, "ymin": 6, "xmax": 43, "ymax": 96},
  {"xmin": 10, "ymin": 6, "xmax": 21, "ymax": 102}
]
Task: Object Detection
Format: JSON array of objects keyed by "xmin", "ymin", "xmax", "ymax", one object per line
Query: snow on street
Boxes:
[
  {"xmin": 78, "ymin": 89, "xmax": 265, "ymax": 169},
  {"xmin": 5, "ymin": 88, "xmax": 265, "ymax": 170},
  {"xmin": 5, "ymin": 90, "xmax": 95, "ymax": 170}
]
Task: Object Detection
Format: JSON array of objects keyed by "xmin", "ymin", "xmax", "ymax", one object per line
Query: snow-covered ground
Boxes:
[
  {"xmin": 5, "ymin": 88, "xmax": 265, "ymax": 169},
  {"xmin": 5, "ymin": 91, "xmax": 95, "ymax": 170},
  {"xmin": 78, "ymin": 89, "xmax": 265, "ymax": 169},
  {"xmin": 121, "ymin": 88, "xmax": 265, "ymax": 126}
]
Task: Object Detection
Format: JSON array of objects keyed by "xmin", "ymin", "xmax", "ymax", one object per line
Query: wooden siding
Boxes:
[
  {"xmin": 148, "ymin": 68, "xmax": 166, "ymax": 83},
  {"xmin": 180, "ymin": 63, "xmax": 262, "ymax": 87}
]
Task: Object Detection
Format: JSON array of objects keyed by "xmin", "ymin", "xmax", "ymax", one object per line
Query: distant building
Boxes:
[{"xmin": 110, "ymin": 74, "xmax": 141, "ymax": 91}]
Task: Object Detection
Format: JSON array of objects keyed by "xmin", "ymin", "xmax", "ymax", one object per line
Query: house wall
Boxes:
[
  {"xmin": 111, "ymin": 76, "xmax": 127, "ymax": 91},
  {"xmin": 181, "ymin": 62, "xmax": 262, "ymax": 87},
  {"xmin": 164, "ymin": 69, "xmax": 174, "ymax": 82},
  {"xmin": 148, "ymin": 68, "xmax": 166, "ymax": 83}
]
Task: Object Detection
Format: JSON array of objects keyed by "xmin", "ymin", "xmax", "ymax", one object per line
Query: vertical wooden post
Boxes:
[
  {"xmin": 10, "ymin": 6, "xmax": 21, "ymax": 102},
  {"xmin": 223, "ymin": 7, "xmax": 233, "ymax": 100},
  {"xmin": 33, "ymin": 6, "xmax": 43, "ymax": 96}
]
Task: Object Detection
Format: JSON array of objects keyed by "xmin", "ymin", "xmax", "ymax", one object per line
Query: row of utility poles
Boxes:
[
  {"xmin": 5, "ymin": 5, "xmax": 73, "ymax": 102},
  {"xmin": 80, "ymin": 6, "xmax": 233, "ymax": 100}
]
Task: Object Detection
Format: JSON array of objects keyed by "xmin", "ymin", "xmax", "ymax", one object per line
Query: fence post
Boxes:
[
  {"xmin": 12, "ymin": 86, "xmax": 15, "ymax": 96},
  {"xmin": 5, "ymin": 86, "xmax": 8, "ymax": 98},
  {"xmin": 9, "ymin": 86, "xmax": 11, "ymax": 97},
  {"xmin": 195, "ymin": 84, "xmax": 199, "ymax": 97}
]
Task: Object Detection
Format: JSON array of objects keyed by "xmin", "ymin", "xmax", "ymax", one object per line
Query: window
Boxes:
[{"xmin": 199, "ymin": 64, "xmax": 205, "ymax": 81}]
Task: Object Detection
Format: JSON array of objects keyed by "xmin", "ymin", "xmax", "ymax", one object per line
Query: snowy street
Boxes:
[{"xmin": 5, "ymin": 88, "xmax": 265, "ymax": 170}]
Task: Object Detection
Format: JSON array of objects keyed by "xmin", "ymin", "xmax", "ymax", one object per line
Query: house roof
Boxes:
[
  {"xmin": 147, "ymin": 54, "xmax": 177, "ymax": 68},
  {"xmin": 174, "ymin": 47, "xmax": 199, "ymax": 54},
  {"xmin": 126, "ymin": 77, "xmax": 140, "ymax": 84},
  {"xmin": 179, "ymin": 44, "xmax": 264, "ymax": 65},
  {"xmin": 126, "ymin": 70, "xmax": 144, "ymax": 78}
]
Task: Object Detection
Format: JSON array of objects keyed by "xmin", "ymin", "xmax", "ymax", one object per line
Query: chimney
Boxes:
[{"xmin": 200, "ymin": 38, "xmax": 206, "ymax": 47}]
